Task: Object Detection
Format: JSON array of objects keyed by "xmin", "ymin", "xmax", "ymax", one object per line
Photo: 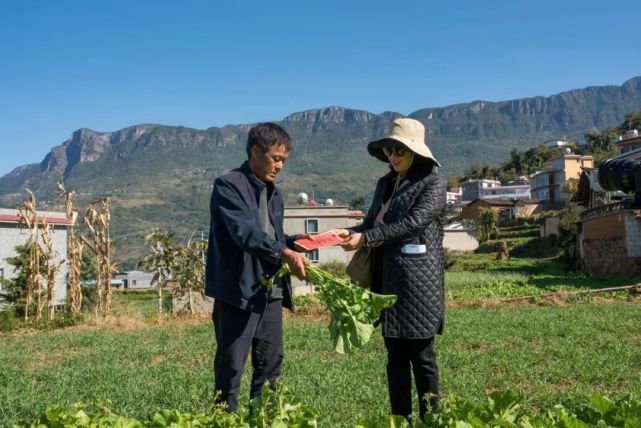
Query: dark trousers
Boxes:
[
  {"xmin": 384, "ymin": 336, "xmax": 439, "ymax": 419},
  {"xmin": 212, "ymin": 298, "xmax": 283, "ymax": 412}
]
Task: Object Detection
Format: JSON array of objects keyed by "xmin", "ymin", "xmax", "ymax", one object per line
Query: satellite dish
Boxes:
[
  {"xmin": 565, "ymin": 147, "xmax": 572, "ymax": 155},
  {"xmin": 296, "ymin": 192, "xmax": 308, "ymax": 205},
  {"xmin": 325, "ymin": 198, "xmax": 334, "ymax": 206}
]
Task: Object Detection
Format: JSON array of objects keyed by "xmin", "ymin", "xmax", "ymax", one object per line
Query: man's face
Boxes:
[{"xmin": 249, "ymin": 143, "xmax": 290, "ymax": 182}]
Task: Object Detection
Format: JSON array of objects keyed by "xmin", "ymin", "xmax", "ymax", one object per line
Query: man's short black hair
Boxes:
[{"xmin": 246, "ymin": 123, "xmax": 292, "ymax": 158}]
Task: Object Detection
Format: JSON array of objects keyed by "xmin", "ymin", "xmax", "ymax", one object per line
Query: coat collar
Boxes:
[
  {"xmin": 240, "ymin": 161, "xmax": 274, "ymax": 193},
  {"xmin": 240, "ymin": 161, "xmax": 279, "ymax": 203}
]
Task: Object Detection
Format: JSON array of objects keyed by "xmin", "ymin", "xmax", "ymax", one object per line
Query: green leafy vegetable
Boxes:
[{"xmin": 264, "ymin": 264, "xmax": 397, "ymax": 354}]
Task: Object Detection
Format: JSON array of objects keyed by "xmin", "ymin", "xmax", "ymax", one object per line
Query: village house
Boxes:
[
  {"xmin": 283, "ymin": 203, "xmax": 364, "ymax": 290},
  {"xmin": 615, "ymin": 130, "xmax": 641, "ymax": 155},
  {"xmin": 460, "ymin": 198, "xmax": 541, "ymax": 224},
  {"xmin": 461, "ymin": 178, "xmax": 531, "ymax": 202},
  {"xmin": 529, "ymin": 151, "xmax": 594, "ymax": 204},
  {"xmin": 0, "ymin": 207, "xmax": 71, "ymax": 307},
  {"xmin": 113, "ymin": 270, "xmax": 154, "ymax": 290}
]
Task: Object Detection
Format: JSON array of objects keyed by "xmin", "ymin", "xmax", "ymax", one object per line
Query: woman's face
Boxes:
[{"xmin": 384, "ymin": 143, "xmax": 414, "ymax": 174}]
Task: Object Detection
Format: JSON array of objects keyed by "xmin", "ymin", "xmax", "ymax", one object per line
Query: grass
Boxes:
[
  {"xmin": 445, "ymin": 253, "xmax": 641, "ymax": 302},
  {"xmin": 2, "ymin": 254, "xmax": 641, "ymax": 426},
  {"xmin": 1, "ymin": 301, "xmax": 641, "ymax": 426}
]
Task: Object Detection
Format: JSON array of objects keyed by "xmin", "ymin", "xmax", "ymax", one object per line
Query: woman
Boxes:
[{"xmin": 337, "ymin": 118, "xmax": 446, "ymax": 420}]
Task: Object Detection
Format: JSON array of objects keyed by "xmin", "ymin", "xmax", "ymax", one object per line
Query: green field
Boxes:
[{"xmin": 1, "ymin": 251, "xmax": 641, "ymax": 426}]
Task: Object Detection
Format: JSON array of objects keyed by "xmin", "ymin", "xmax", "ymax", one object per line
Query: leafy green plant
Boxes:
[
  {"xmin": 265, "ymin": 265, "xmax": 396, "ymax": 353},
  {"xmin": 15, "ymin": 383, "xmax": 318, "ymax": 428},
  {"xmin": 358, "ymin": 392, "xmax": 641, "ymax": 428}
]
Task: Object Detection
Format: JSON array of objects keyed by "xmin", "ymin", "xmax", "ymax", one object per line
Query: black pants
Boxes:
[
  {"xmin": 384, "ymin": 336, "xmax": 439, "ymax": 419},
  {"xmin": 212, "ymin": 298, "xmax": 283, "ymax": 412}
]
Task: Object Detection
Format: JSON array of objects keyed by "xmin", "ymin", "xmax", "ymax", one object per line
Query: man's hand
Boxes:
[
  {"xmin": 294, "ymin": 233, "xmax": 315, "ymax": 252},
  {"xmin": 281, "ymin": 248, "xmax": 309, "ymax": 279},
  {"xmin": 340, "ymin": 232, "xmax": 365, "ymax": 251}
]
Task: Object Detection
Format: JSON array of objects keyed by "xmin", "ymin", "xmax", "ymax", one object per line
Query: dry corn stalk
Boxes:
[
  {"xmin": 57, "ymin": 182, "xmax": 83, "ymax": 313},
  {"xmin": 16, "ymin": 189, "xmax": 44, "ymax": 322},
  {"xmin": 82, "ymin": 197, "xmax": 116, "ymax": 315},
  {"xmin": 40, "ymin": 219, "xmax": 64, "ymax": 320}
]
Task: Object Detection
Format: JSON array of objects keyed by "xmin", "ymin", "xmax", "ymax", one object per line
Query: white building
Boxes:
[
  {"xmin": 461, "ymin": 179, "xmax": 501, "ymax": 201},
  {"xmin": 462, "ymin": 179, "xmax": 531, "ymax": 201},
  {"xmin": 615, "ymin": 130, "xmax": 641, "ymax": 155},
  {"xmin": 481, "ymin": 184, "xmax": 531, "ymax": 200},
  {"xmin": 114, "ymin": 271, "xmax": 154, "ymax": 289},
  {"xmin": 544, "ymin": 140, "xmax": 570, "ymax": 149},
  {"xmin": 0, "ymin": 208, "xmax": 70, "ymax": 307},
  {"xmin": 446, "ymin": 187, "xmax": 462, "ymax": 205}
]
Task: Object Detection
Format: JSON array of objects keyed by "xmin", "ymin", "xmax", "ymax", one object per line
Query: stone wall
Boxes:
[{"xmin": 579, "ymin": 206, "xmax": 641, "ymax": 275}]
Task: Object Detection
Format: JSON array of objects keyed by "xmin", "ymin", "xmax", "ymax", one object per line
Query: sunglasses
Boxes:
[{"xmin": 382, "ymin": 143, "xmax": 407, "ymax": 157}]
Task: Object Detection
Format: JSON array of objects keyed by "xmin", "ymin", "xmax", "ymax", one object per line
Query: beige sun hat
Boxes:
[{"xmin": 367, "ymin": 118, "xmax": 441, "ymax": 167}]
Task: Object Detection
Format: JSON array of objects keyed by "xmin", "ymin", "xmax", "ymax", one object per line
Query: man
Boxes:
[{"xmin": 205, "ymin": 122, "xmax": 309, "ymax": 412}]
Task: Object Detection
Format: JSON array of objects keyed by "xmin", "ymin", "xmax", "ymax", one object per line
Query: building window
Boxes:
[
  {"xmin": 308, "ymin": 249, "xmax": 319, "ymax": 263},
  {"xmin": 305, "ymin": 219, "xmax": 319, "ymax": 234},
  {"xmin": 132, "ymin": 280, "xmax": 137, "ymax": 286}
]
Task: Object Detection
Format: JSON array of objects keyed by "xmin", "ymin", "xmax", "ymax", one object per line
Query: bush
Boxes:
[
  {"xmin": 80, "ymin": 284, "xmax": 99, "ymax": 312},
  {"xmin": 0, "ymin": 305, "xmax": 18, "ymax": 332},
  {"xmin": 510, "ymin": 235, "xmax": 561, "ymax": 259}
]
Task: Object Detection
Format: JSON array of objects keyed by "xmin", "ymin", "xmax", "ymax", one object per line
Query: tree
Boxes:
[
  {"xmin": 349, "ymin": 196, "xmax": 365, "ymax": 211},
  {"xmin": 477, "ymin": 207, "xmax": 499, "ymax": 243},
  {"xmin": 585, "ymin": 129, "xmax": 616, "ymax": 153},
  {"xmin": 138, "ymin": 231, "xmax": 176, "ymax": 315},
  {"xmin": 80, "ymin": 247, "xmax": 99, "ymax": 281},
  {"xmin": 617, "ymin": 109, "xmax": 641, "ymax": 133},
  {"xmin": 446, "ymin": 175, "xmax": 462, "ymax": 191},
  {"xmin": 561, "ymin": 178, "xmax": 579, "ymax": 201},
  {"xmin": 172, "ymin": 241, "xmax": 207, "ymax": 315},
  {"xmin": 0, "ymin": 244, "xmax": 47, "ymax": 316}
]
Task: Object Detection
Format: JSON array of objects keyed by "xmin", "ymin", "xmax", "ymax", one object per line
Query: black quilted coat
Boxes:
[{"xmin": 351, "ymin": 170, "xmax": 447, "ymax": 338}]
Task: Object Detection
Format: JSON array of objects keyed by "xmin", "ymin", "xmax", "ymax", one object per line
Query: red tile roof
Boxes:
[{"xmin": 0, "ymin": 214, "xmax": 72, "ymax": 226}]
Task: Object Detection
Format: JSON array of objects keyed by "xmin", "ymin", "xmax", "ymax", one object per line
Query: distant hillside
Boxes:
[{"xmin": 1, "ymin": 76, "xmax": 640, "ymax": 268}]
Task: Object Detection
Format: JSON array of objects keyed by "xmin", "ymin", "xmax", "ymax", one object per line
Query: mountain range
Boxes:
[{"xmin": 1, "ymin": 76, "xmax": 640, "ymax": 268}]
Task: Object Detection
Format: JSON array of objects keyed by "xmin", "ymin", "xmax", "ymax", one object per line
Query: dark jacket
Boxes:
[
  {"xmin": 205, "ymin": 162, "xmax": 298, "ymax": 313},
  {"xmin": 351, "ymin": 170, "xmax": 447, "ymax": 338}
]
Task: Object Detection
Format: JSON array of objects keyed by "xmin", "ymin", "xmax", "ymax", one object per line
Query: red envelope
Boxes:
[{"xmin": 295, "ymin": 231, "xmax": 343, "ymax": 251}]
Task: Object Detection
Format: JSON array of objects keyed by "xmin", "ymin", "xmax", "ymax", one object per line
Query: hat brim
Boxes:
[{"xmin": 367, "ymin": 138, "xmax": 442, "ymax": 167}]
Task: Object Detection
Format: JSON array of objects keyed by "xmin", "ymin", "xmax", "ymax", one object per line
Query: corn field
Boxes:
[
  {"xmin": 82, "ymin": 197, "xmax": 117, "ymax": 316},
  {"xmin": 57, "ymin": 182, "xmax": 83, "ymax": 314}
]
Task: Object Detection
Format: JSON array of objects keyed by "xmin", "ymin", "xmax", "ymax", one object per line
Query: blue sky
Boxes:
[{"xmin": 1, "ymin": 0, "xmax": 640, "ymax": 176}]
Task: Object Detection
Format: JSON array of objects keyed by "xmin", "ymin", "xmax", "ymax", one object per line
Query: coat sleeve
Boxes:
[
  {"xmin": 363, "ymin": 174, "xmax": 447, "ymax": 248},
  {"xmin": 213, "ymin": 178, "xmax": 286, "ymax": 264},
  {"xmin": 285, "ymin": 234, "xmax": 302, "ymax": 250}
]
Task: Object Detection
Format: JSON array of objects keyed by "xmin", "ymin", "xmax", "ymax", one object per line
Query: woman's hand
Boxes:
[
  {"xmin": 340, "ymin": 232, "xmax": 365, "ymax": 251},
  {"xmin": 333, "ymin": 229, "xmax": 350, "ymax": 239}
]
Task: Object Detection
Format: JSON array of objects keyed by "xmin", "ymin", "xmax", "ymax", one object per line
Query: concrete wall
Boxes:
[
  {"xmin": 443, "ymin": 230, "xmax": 479, "ymax": 252},
  {"xmin": 0, "ymin": 222, "xmax": 69, "ymax": 305},
  {"xmin": 579, "ymin": 208, "xmax": 641, "ymax": 274}
]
